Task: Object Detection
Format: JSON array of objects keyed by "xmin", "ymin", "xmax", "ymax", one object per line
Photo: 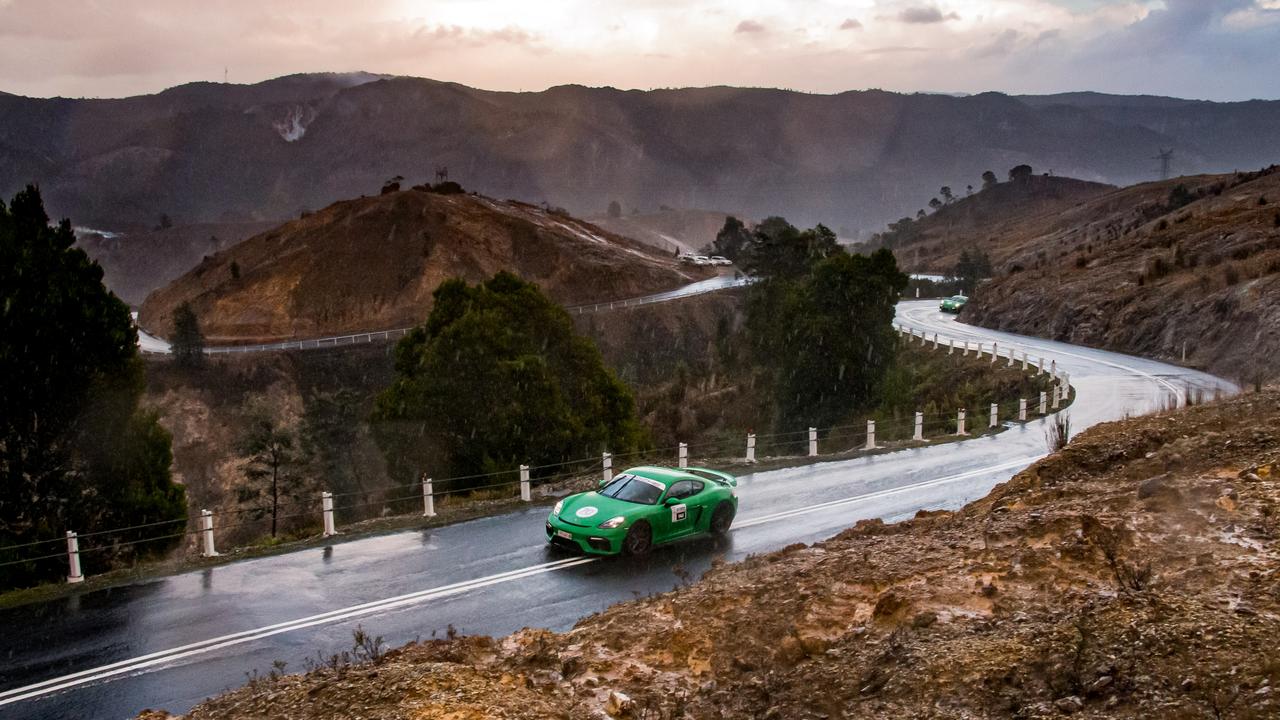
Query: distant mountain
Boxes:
[
  {"xmin": 3, "ymin": 74, "xmax": 1280, "ymax": 233},
  {"xmin": 138, "ymin": 186, "xmax": 710, "ymax": 342}
]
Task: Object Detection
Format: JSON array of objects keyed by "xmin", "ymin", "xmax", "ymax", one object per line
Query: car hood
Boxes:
[{"xmin": 557, "ymin": 492, "xmax": 649, "ymax": 525}]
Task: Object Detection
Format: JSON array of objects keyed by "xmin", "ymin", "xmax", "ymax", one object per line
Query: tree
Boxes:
[
  {"xmin": 0, "ymin": 185, "xmax": 186, "ymax": 589},
  {"xmin": 982, "ymin": 170, "xmax": 998, "ymax": 189},
  {"xmin": 156, "ymin": 213, "xmax": 173, "ymax": 230},
  {"xmin": 940, "ymin": 186, "xmax": 954, "ymax": 204},
  {"xmin": 966, "ymin": 185, "xmax": 975, "ymax": 196},
  {"xmin": 239, "ymin": 405, "xmax": 304, "ymax": 539},
  {"xmin": 374, "ymin": 272, "xmax": 646, "ymax": 483},
  {"xmin": 1009, "ymin": 164, "xmax": 1034, "ymax": 182},
  {"xmin": 928, "ymin": 197, "xmax": 943, "ymax": 211},
  {"xmin": 951, "ymin": 248, "xmax": 993, "ymax": 291},
  {"xmin": 740, "ymin": 218, "xmax": 840, "ymax": 280},
  {"xmin": 917, "ymin": 209, "xmax": 927, "ymax": 219},
  {"xmin": 607, "ymin": 200, "xmax": 622, "ymax": 219},
  {"xmin": 744, "ymin": 244, "xmax": 908, "ymax": 431},
  {"xmin": 380, "ymin": 175, "xmax": 404, "ymax": 195},
  {"xmin": 709, "ymin": 215, "xmax": 752, "ymax": 261},
  {"xmin": 171, "ymin": 302, "xmax": 204, "ymax": 368}
]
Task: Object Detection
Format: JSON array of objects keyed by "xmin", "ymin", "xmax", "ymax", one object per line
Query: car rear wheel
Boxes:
[
  {"xmin": 622, "ymin": 521, "xmax": 652, "ymax": 556},
  {"xmin": 710, "ymin": 501, "xmax": 735, "ymax": 536}
]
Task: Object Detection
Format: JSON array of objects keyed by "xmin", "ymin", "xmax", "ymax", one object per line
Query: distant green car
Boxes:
[
  {"xmin": 546, "ymin": 466, "xmax": 738, "ymax": 556},
  {"xmin": 940, "ymin": 294, "xmax": 968, "ymax": 313}
]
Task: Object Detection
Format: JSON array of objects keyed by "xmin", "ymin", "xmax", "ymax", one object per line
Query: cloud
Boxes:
[
  {"xmin": 839, "ymin": 18, "xmax": 863, "ymax": 30},
  {"xmin": 897, "ymin": 6, "xmax": 959, "ymax": 24},
  {"xmin": 973, "ymin": 29, "xmax": 1021, "ymax": 59},
  {"xmin": 734, "ymin": 19, "xmax": 766, "ymax": 34}
]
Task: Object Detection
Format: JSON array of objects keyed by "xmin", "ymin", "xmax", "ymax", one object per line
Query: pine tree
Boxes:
[{"xmin": 171, "ymin": 302, "xmax": 204, "ymax": 367}]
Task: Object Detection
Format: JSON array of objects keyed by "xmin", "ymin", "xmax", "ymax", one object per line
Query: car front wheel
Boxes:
[{"xmin": 622, "ymin": 521, "xmax": 652, "ymax": 556}]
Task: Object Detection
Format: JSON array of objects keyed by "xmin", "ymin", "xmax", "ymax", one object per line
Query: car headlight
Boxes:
[
  {"xmin": 553, "ymin": 500, "xmax": 564, "ymax": 516},
  {"xmin": 597, "ymin": 516, "xmax": 626, "ymax": 529}
]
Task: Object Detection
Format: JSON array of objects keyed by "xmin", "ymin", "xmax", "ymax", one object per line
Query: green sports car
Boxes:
[
  {"xmin": 939, "ymin": 294, "xmax": 968, "ymax": 313},
  {"xmin": 546, "ymin": 466, "xmax": 738, "ymax": 556}
]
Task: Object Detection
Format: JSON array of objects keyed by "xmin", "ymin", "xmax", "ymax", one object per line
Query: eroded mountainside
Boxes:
[
  {"xmin": 146, "ymin": 389, "xmax": 1280, "ymax": 719},
  {"xmin": 139, "ymin": 188, "xmax": 707, "ymax": 342}
]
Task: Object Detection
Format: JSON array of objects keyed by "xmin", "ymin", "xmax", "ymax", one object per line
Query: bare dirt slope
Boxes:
[
  {"xmin": 961, "ymin": 167, "xmax": 1280, "ymax": 383},
  {"xmin": 139, "ymin": 189, "xmax": 709, "ymax": 342},
  {"xmin": 152, "ymin": 390, "xmax": 1280, "ymax": 720}
]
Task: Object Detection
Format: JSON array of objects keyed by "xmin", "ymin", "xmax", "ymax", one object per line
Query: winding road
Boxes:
[{"xmin": 1, "ymin": 300, "xmax": 1233, "ymax": 719}]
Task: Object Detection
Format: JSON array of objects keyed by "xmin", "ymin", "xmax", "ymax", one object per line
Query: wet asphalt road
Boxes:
[{"xmin": 0, "ymin": 301, "xmax": 1235, "ymax": 719}]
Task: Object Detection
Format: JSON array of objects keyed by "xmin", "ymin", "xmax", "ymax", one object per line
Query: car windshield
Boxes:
[
  {"xmin": 952, "ymin": 295, "xmax": 967, "ymax": 301},
  {"xmin": 598, "ymin": 473, "xmax": 665, "ymax": 505}
]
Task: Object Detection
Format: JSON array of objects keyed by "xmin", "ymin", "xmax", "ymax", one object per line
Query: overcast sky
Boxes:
[{"xmin": 2, "ymin": 0, "xmax": 1278, "ymax": 101}]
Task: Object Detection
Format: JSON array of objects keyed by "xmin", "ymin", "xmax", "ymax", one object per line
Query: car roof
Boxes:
[{"xmin": 624, "ymin": 466, "xmax": 704, "ymax": 487}]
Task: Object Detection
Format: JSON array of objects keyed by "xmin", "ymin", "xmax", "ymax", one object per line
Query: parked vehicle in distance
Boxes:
[
  {"xmin": 940, "ymin": 294, "xmax": 968, "ymax": 313},
  {"xmin": 708, "ymin": 255, "xmax": 733, "ymax": 266},
  {"xmin": 546, "ymin": 466, "xmax": 738, "ymax": 556}
]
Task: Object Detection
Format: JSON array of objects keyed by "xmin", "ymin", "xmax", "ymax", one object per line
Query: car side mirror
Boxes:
[
  {"xmin": 599, "ymin": 478, "xmax": 610, "ymax": 488},
  {"xmin": 664, "ymin": 496, "xmax": 681, "ymax": 506}
]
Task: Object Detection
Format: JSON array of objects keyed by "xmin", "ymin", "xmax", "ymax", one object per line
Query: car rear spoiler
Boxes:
[{"xmin": 685, "ymin": 467, "xmax": 737, "ymax": 487}]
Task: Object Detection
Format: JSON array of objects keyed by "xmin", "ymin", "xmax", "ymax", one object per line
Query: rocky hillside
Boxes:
[
  {"xmin": 148, "ymin": 389, "xmax": 1280, "ymax": 719},
  {"xmin": 960, "ymin": 167, "xmax": 1280, "ymax": 383},
  {"xmin": 869, "ymin": 175, "xmax": 1115, "ymax": 273},
  {"xmin": 8, "ymin": 74, "xmax": 1280, "ymax": 233},
  {"xmin": 138, "ymin": 188, "xmax": 708, "ymax": 342}
]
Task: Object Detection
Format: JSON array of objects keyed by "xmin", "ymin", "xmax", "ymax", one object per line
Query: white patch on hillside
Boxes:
[{"xmin": 272, "ymin": 105, "xmax": 315, "ymax": 142}]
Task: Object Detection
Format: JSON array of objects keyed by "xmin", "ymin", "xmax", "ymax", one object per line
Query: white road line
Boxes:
[
  {"xmin": 0, "ymin": 556, "xmax": 595, "ymax": 707},
  {"xmin": 2, "ymin": 452, "xmax": 1045, "ymax": 708},
  {"xmin": 736, "ymin": 455, "xmax": 1042, "ymax": 529}
]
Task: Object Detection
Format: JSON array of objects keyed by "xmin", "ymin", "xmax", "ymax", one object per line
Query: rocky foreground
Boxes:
[{"xmin": 145, "ymin": 390, "xmax": 1280, "ymax": 719}]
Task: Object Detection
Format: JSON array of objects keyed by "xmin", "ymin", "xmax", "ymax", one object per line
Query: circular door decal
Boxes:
[{"xmin": 575, "ymin": 506, "xmax": 599, "ymax": 519}]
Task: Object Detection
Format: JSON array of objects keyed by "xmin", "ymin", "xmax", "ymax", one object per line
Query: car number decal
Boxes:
[
  {"xmin": 557, "ymin": 530, "xmax": 572, "ymax": 540},
  {"xmin": 575, "ymin": 506, "xmax": 599, "ymax": 519},
  {"xmin": 671, "ymin": 503, "xmax": 687, "ymax": 522}
]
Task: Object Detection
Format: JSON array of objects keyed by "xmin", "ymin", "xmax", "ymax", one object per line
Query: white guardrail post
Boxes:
[
  {"xmin": 1007, "ymin": 348, "xmax": 1015, "ymax": 367},
  {"xmin": 962, "ymin": 341, "xmax": 969, "ymax": 357},
  {"xmin": 602, "ymin": 453, "xmax": 613, "ymax": 484},
  {"xmin": 746, "ymin": 433, "xmax": 756, "ymax": 463},
  {"xmin": 990, "ymin": 402, "xmax": 999, "ymax": 428},
  {"xmin": 200, "ymin": 509, "xmax": 218, "ymax": 557},
  {"xmin": 865, "ymin": 420, "xmax": 876, "ymax": 450},
  {"xmin": 808, "ymin": 427, "xmax": 818, "ymax": 457},
  {"xmin": 1052, "ymin": 383, "xmax": 1062, "ymax": 410},
  {"xmin": 322, "ymin": 491, "xmax": 336, "ymax": 536},
  {"xmin": 1040, "ymin": 391, "xmax": 1048, "ymax": 415},
  {"xmin": 1021, "ymin": 352, "xmax": 1029, "ymax": 371},
  {"xmin": 1061, "ymin": 372, "xmax": 1070, "ymax": 399},
  {"xmin": 991, "ymin": 342, "xmax": 998, "ymax": 364},
  {"xmin": 932, "ymin": 333, "xmax": 939, "ymax": 350},
  {"xmin": 949, "ymin": 338, "xmax": 955, "ymax": 355},
  {"xmin": 678, "ymin": 442, "xmax": 688, "ymax": 469},
  {"xmin": 1019, "ymin": 398, "xmax": 1028, "ymax": 421},
  {"xmin": 422, "ymin": 476, "xmax": 436, "ymax": 517},
  {"xmin": 1038, "ymin": 357, "xmax": 1045, "ymax": 375},
  {"xmin": 66, "ymin": 530, "xmax": 84, "ymax": 584},
  {"xmin": 520, "ymin": 465, "xmax": 531, "ymax": 501},
  {"xmin": 913, "ymin": 411, "xmax": 924, "ymax": 441},
  {"xmin": 957, "ymin": 409, "xmax": 967, "ymax": 436}
]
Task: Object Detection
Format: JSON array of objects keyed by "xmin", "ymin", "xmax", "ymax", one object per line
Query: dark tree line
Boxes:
[{"xmin": 0, "ymin": 186, "xmax": 186, "ymax": 589}]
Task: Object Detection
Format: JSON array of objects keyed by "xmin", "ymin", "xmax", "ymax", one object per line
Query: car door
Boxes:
[{"xmin": 659, "ymin": 480, "xmax": 705, "ymax": 541}]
